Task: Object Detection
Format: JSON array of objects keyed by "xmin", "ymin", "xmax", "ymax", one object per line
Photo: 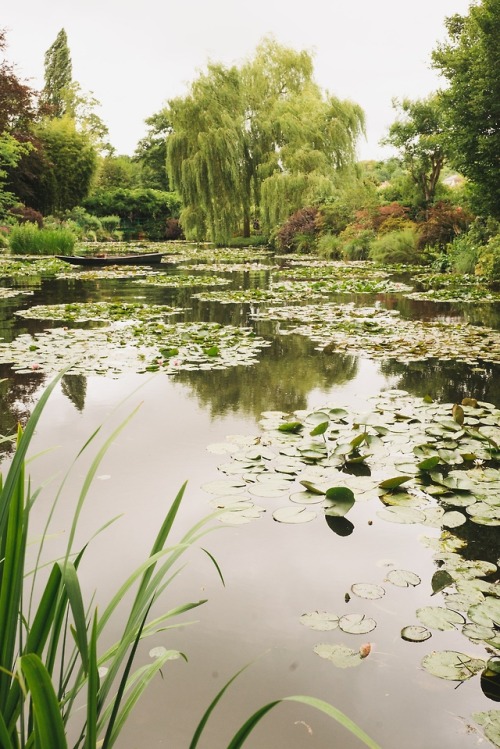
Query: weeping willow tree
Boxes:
[{"xmin": 167, "ymin": 39, "xmax": 365, "ymax": 244}]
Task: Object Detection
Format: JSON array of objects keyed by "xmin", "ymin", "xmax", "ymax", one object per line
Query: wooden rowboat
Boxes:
[{"xmin": 56, "ymin": 252, "xmax": 165, "ymax": 266}]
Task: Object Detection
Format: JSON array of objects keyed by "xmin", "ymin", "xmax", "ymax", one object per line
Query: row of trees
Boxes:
[{"xmin": 1, "ymin": 0, "xmax": 499, "ymax": 254}]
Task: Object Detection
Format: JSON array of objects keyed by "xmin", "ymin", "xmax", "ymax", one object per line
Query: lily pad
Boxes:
[
  {"xmin": 351, "ymin": 583, "xmax": 385, "ymax": 600},
  {"xmin": 416, "ymin": 607, "xmax": 465, "ymax": 631},
  {"xmin": 313, "ymin": 643, "xmax": 364, "ymax": 669},
  {"xmin": 422, "ymin": 650, "xmax": 485, "ymax": 681},
  {"xmin": 401, "ymin": 625, "xmax": 432, "ymax": 642},
  {"xmin": 385, "ymin": 569, "xmax": 421, "ymax": 588},
  {"xmin": 338, "ymin": 613, "xmax": 377, "ymax": 634},
  {"xmin": 299, "ymin": 611, "xmax": 339, "ymax": 631},
  {"xmin": 272, "ymin": 506, "xmax": 316, "ymax": 524}
]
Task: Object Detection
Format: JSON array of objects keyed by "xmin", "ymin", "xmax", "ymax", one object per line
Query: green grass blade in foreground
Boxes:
[
  {"xmin": 189, "ymin": 664, "xmax": 251, "ymax": 749},
  {"xmin": 59, "ymin": 561, "xmax": 89, "ymax": 673},
  {"xmin": 0, "ymin": 711, "xmax": 14, "ymax": 749},
  {"xmin": 0, "ymin": 370, "xmax": 65, "ymax": 538},
  {"xmin": 20, "ymin": 654, "xmax": 68, "ymax": 749},
  {"xmin": 227, "ymin": 695, "xmax": 382, "ymax": 749},
  {"xmin": 84, "ymin": 613, "xmax": 98, "ymax": 749}
]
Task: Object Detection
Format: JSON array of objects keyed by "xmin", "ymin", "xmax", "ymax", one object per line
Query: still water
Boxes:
[{"xmin": 1, "ymin": 253, "xmax": 500, "ymax": 749}]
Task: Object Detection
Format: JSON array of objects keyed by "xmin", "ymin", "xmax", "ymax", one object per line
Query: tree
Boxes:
[
  {"xmin": 381, "ymin": 96, "xmax": 447, "ymax": 210},
  {"xmin": 432, "ymin": 0, "xmax": 500, "ymax": 218},
  {"xmin": 94, "ymin": 155, "xmax": 140, "ymax": 189},
  {"xmin": 42, "ymin": 29, "xmax": 72, "ymax": 118},
  {"xmin": 0, "ymin": 29, "xmax": 38, "ymax": 133},
  {"xmin": 133, "ymin": 109, "xmax": 171, "ymax": 190},
  {"xmin": 166, "ymin": 39, "xmax": 364, "ymax": 243},
  {"xmin": 33, "ymin": 117, "xmax": 96, "ymax": 213}
]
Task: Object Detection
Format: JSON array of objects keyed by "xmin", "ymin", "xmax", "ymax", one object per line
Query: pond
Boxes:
[{"xmin": 1, "ymin": 245, "xmax": 500, "ymax": 749}]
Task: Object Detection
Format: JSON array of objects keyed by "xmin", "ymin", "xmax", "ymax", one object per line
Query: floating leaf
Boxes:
[
  {"xmin": 299, "ymin": 480, "xmax": 325, "ymax": 495},
  {"xmin": 324, "ymin": 487, "xmax": 355, "ymax": 517},
  {"xmin": 272, "ymin": 506, "xmax": 316, "ymax": 524},
  {"xmin": 377, "ymin": 506, "xmax": 426, "ymax": 524},
  {"xmin": 278, "ymin": 422, "xmax": 303, "ymax": 434},
  {"xmin": 339, "ymin": 613, "xmax": 377, "ymax": 635},
  {"xmin": 416, "ymin": 607, "xmax": 465, "ymax": 631},
  {"xmin": 309, "ymin": 421, "xmax": 329, "ymax": 436},
  {"xmin": 422, "ymin": 650, "xmax": 485, "ymax": 681},
  {"xmin": 299, "ymin": 611, "xmax": 339, "ymax": 631},
  {"xmin": 474, "ymin": 710, "xmax": 500, "ymax": 747},
  {"xmin": 431, "ymin": 570, "xmax": 454, "ymax": 596},
  {"xmin": 378, "ymin": 476, "xmax": 412, "ymax": 490},
  {"xmin": 386, "ymin": 569, "xmax": 421, "ymax": 588},
  {"xmin": 401, "ymin": 626, "xmax": 432, "ymax": 642},
  {"xmin": 351, "ymin": 583, "xmax": 385, "ymax": 600},
  {"xmin": 417, "ymin": 456, "xmax": 441, "ymax": 471},
  {"xmin": 313, "ymin": 643, "xmax": 364, "ymax": 669}
]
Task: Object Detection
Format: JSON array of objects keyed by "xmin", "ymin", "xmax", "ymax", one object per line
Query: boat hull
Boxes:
[{"xmin": 56, "ymin": 253, "xmax": 165, "ymax": 266}]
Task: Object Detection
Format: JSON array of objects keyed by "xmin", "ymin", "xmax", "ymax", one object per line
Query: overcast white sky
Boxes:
[{"xmin": 2, "ymin": 0, "xmax": 473, "ymax": 160}]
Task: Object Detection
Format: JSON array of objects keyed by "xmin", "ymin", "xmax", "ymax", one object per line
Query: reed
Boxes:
[
  {"xmin": 0, "ymin": 373, "xmax": 380, "ymax": 748},
  {"xmin": 8, "ymin": 223, "xmax": 76, "ymax": 255}
]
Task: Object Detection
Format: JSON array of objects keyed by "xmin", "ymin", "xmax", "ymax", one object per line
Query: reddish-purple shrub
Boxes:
[
  {"xmin": 9, "ymin": 205, "xmax": 44, "ymax": 228},
  {"xmin": 416, "ymin": 202, "xmax": 473, "ymax": 249}
]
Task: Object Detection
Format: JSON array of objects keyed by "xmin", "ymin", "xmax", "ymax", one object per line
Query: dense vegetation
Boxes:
[{"xmin": 0, "ymin": 0, "xmax": 499, "ymax": 279}]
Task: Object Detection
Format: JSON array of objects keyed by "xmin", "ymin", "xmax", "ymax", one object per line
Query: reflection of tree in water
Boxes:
[
  {"xmin": 176, "ymin": 334, "xmax": 358, "ymax": 418},
  {"xmin": 61, "ymin": 374, "xmax": 87, "ymax": 412},
  {"xmin": 380, "ymin": 358, "xmax": 500, "ymax": 405},
  {"xmin": 0, "ymin": 366, "xmax": 47, "ymax": 459},
  {"xmin": 446, "ymin": 518, "xmax": 500, "ymax": 576}
]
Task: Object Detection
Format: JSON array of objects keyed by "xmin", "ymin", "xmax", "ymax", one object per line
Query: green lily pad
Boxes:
[
  {"xmin": 299, "ymin": 611, "xmax": 339, "ymax": 631},
  {"xmin": 416, "ymin": 607, "xmax": 465, "ymax": 631},
  {"xmin": 313, "ymin": 643, "xmax": 364, "ymax": 669},
  {"xmin": 351, "ymin": 583, "xmax": 385, "ymax": 600},
  {"xmin": 378, "ymin": 475, "xmax": 412, "ymax": 490},
  {"xmin": 386, "ymin": 569, "xmax": 421, "ymax": 588},
  {"xmin": 338, "ymin": 613, "xmax": 377, "ymax": 635},
  {"xmin": 431, "ymin": 570, "xmax": 455, "ymax": 596},
  {"xmin": 377, "ymin": 506, "xmax": 426, "ymax": 524},
  {"xmin": 272, "ymin": 506, "xmax": 316, "ymax": 524},
  {"xmin": 401, "ymin": 625, "xmax": 432, "ymax": 642},
  {"xmin": 324, "ymin": 487, "xmax": 355, "ymax": 517},
  {"xmin": 422, "ymin": 650, "xmax": 485, "ymax": 681},
  {"xmin": 473, "ymin": 710, "xmax": 500, "ymax": 748}
]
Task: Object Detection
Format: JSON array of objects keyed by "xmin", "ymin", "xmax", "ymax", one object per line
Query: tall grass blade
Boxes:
[
  {"xmin": 84, "ymin": 612, "xmax": 98, "ymax": 749},
  {"xmin": 0, "ymin": 711, "xmax": 14, "ymax": 749},
  {"xmin": 59, "ymin": 561, "xmax": 89, "ymax": 673},
  {"xmin": 20, "ymin": 654, "xmax": 68, "ymax": 749}
]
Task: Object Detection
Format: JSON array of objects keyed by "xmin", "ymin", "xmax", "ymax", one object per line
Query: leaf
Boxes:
[
  {"xmin": 473, "ymin": 710, "xmax": 500, "ymax": 748},
  {"xmin": 417, "ymin": 456, "xmax": 441, "ymax": 471},
  {"xmin": 376, "ymin": 506, "xmax": 426, "ymax": 524},
  {"xmin": 278, "ymin": 422, "xmax": 303, "ymax": 434},
  {"xmin": 416, "ymin": 606, "xmax": 465, "ymax": 631},
  {"xmin": 431, "ymin": 570, "xmax": 454, "ymax": 596},
  {"xmin": 310, "ymin": 421, "xmax": 329, "ymax": 436},
  {"xmin": 20, "ymin": 654, "xmax": 68, "ymax": 748},
  {"xmin": 299, "ymin": 611, "xmax": 339, "ymax": 631},
  {"xmin": 339, "ymin": 614, "xmax": 377, "ymax": 635},
  {"xmin": 422, "ymin": 650, "xmax": 485, "ymax": 681},
  {"xmin": 299, "ymin": 480, "xmax": 325, "ymax": 495},
  {"xmin": 385, "ymin": 569, "xmax": 421, "ymax": 588},
  {"xmin": 401, "ymin": 625, "xmax": 432, "ymax": 642},
  {"xmin": 313, "ymin": 643, "xmax": 364, "ymax": 669},
  {"xmin": 324, "ymin": 487, "xmax": 355, "ymax": 517},
  {"xmin": 351, "ymin": 583, "xmax": 385, "ymax": 600},
  {"xmin": 272, "ymin": 506, "xmax": 316, "ymax": 524},
  {"xmin": 378, "ymin": 476, "xmax": 412, "ymax": 490}
]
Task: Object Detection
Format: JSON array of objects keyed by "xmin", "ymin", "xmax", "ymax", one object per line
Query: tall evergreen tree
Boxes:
[{"xmin": 42, "ymin": 28, "xmax": 72, "ymax": 118}]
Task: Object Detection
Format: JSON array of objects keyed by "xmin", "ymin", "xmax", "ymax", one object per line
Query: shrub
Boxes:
[
  {"xmin": 165, "ymin": 217, "xmax": 184, "ymax": 240},
  {"xmin": 8, "ymin": 223, "xmax": 76, "ymax": 255},
  {"xmin": 369, "ymin": 228, "xmax": 421, "ymax": 264},
  {"xmin": 416, "ymin": 202, "xmax": 472, "ymax": 250},
  {"xmin": 275, "ymin": 207, "xmax": 319, "ymax": 253},
  {"xmin": 475, "ymin": 234, "xmax": 500, "ymax": 282},
  {"xmin": 316, "ymin": 232, "xmax": 342, "ymax": 259},
  {"xmin": 448, "ymin": 217, "xmax": 500, "ymax": 275},
  {"xmin": 8, "ymin": 205, "xmax": 44, "ymax": 228},
  {"xmin": 337, "ymin": 226, "xmax": 375, "ymax": 260}
]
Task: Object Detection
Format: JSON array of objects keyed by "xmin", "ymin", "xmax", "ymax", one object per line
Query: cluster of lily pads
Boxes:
[
  {"xmin": 0, "ymin": 288, "xmax": 33, "ymax": 299},
  {"xmin": 405, "ymin": 272, "xmax": 500, "ymax": 304},
  {"xmin": 0, "ymin": 319, "xmax": 270, "ymax": 376},
  {"xmin": 132, "ymin": 273, "xmax": 232, "ymax": 289},
  {"xmin": 0, "ymin": 256, "xmax": 68, "ymax": 281},
  {"xmin": 14, "ymin": 301, "xmax": 184, "ymax": 324},
  {"xmin": 252, "ymin": 302, "xmax": 500, "ymax": 365},
  {"xmin": 203, "ymin": 389, "xmax": 500, "ymax": 743},
  {"xmin": 56, "ymin": 267, "xmax": 160, "ymax": 281}
]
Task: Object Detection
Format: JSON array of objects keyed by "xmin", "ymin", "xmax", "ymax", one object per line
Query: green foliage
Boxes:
[
  {"xmin": 369, "ymin": 228, "xmax": 421, "ymax": 264},
  {"xmin": 95, "ymin": 155, "xmax": 141, "ymax": 190},
  {"xmin": 475, "ymin": 234, "xmax": 500, "ymax": 282},
  {"xmin": 8, "ymin": 223, "xmax": 75, "ymax": 255},
  {"xmin": 34, "ymin": 117, "xmax": 97, "ymax": 214},
  {"xmin": 316, "ymin": 232, "xmax": 342, "ymax": 259},
  {"xmin": 432, "ymin": 0, "xmax": 500, "ymax": 218},
  {"xmin": 42, "ymin": 29, "xmax": 72, "ymax": 118},
  {"xmin": 133, "ymin": 108, "xmax": 171, "ymax": 190},
  {"xmin": 0, "ymin": 133, "xmax": 30, "ymax": 218},
  {"xmin": 381, "ymin": 95, "xmax": 447, "ymax": 208},
  {"xmin": 448, "ymin": 217, "xmax": 500, "ymax": 275},
  {"xmin": 83, "ymin": 188, "xmax": 181, "ymax": 240},
  {"xmin": 338, "ymin": 227, "xmax": 374, "ymax": 260},
  {"xmin": 167, "ymin": 39, "xmax": 364, "ymax": 243}
]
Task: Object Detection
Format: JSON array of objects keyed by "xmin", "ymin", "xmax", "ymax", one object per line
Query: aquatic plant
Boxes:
[{"xmin": 8, "ymin": 224, "xmax": 76, "ymax": 256}]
